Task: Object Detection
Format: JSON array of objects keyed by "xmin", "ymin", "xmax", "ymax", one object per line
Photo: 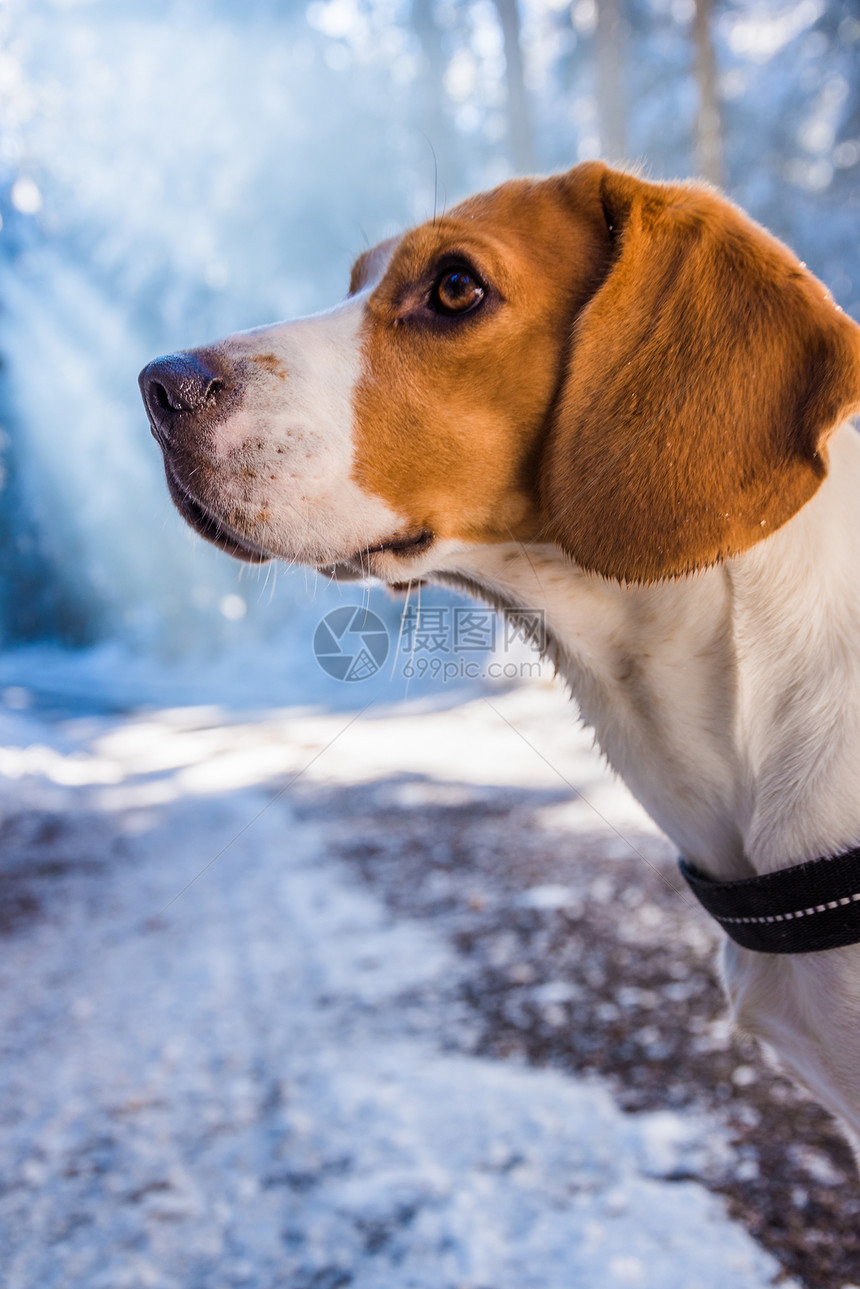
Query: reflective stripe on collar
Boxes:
[{"xmin": 679, "ymin": 848, "xmax": 860, "ymax": 954}]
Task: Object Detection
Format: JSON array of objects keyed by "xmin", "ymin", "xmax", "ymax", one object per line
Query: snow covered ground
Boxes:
[{"xmin": 0, "ymin": 682, "xmax": 801, "ymax": 1287}]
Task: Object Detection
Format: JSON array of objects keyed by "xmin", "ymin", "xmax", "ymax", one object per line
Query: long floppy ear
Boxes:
[{"xmin": 539, "ymin": 164, "xmax": 860, "ymax": 581}]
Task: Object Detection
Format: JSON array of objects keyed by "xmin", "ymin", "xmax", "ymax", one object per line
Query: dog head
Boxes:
[{"xmin": 140, "ymin": 162, "xmax": 860, "ymax": 584}]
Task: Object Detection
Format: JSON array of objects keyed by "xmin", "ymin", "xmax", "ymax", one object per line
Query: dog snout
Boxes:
[{"xmin": 139, "ymin": 352, "xmax": 225, "ymax": 445}]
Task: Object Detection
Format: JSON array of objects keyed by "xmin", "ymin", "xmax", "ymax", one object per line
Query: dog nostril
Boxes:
[
  {"xmin": 139, "ymin": 352, "xmax": 226, "ymax": 444},
  {"xmin": 150, "ymin": 380, "xmax": 182, "ymax": 414}
]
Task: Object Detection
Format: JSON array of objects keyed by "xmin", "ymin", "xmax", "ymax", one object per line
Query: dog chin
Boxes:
[{"xmin": 317, "ymin": 560, "xmax": 367, "ymax": 583}]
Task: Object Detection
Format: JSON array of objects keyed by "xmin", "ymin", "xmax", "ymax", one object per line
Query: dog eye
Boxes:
[{"xmin": 429, "ymin": 267, "xmax": 485, "ymax": 316}]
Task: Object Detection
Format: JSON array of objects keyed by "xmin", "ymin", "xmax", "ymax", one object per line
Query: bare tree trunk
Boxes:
[
  {"xmin": 595, "ymin": 0, "xmax": 627, "ymax": 162},
  {"xmin": 491, "ymin": 0, "xmax": 535, "ymax": 173},
  {"xmin": 411, "ymin": 0, "xmax": 459, "ymax": 186},
  {"xmin": 694, "ymin": 0, "xmax": 724, "ymax": 185}
]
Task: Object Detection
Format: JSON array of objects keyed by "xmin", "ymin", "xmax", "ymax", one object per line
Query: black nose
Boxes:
[{"xmin": 139, "ymin": 352, "xmax": 223, "ymax": 445}]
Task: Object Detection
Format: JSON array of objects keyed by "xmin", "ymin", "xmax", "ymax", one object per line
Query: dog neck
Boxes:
[{"xmin": 436, "ymin": 422, "xmax": 860, "ymax": 884}]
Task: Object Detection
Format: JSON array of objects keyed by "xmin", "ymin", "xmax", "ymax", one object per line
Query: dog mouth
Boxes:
[
  {"xmin": 319, "ymin": 530, "xmax": 434, "ymax": 582},
  {"xmin": 364, "ymin": 530, "xmax": 433, "ymax": 559},
  {"xmin": 348, "ymin": 529, "xmax": 434, "ymax": 575},
  {"xmin": 163, "ymin": 459, "xmax": 271, "ymax": 564},
  {"xmin": 164, "ymin": 455, "xmax": 433, "ymax": 572}
]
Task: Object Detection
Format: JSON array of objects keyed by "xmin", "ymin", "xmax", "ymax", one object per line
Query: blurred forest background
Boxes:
[{"xmin": 0, "ymin": 0, "xmax": 858, "ymax": 704}]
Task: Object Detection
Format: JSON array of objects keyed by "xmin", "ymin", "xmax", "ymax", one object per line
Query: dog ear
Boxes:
[{"xmin": 539, "ymin": 164, "xmax": 860, "ymax": 582}]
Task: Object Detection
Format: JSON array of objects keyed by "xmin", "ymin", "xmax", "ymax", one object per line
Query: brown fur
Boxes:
[
  {"xmin": 253, "ymin": 353, "xmax": 287, "ymax": 379},
  {"xmin": 351, "ymin": 166, "xmax": 611, "ymax": 546},
  {"xmin": 541, "ymin": 166, "xmax": 860, "ymax": 580},
  {"xmin": 352, "ymin": 162, "xmax": 860, "ymax": 581}
]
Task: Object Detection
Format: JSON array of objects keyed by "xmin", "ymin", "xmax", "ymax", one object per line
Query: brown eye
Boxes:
[{"xmin": 430, "ymin": 267, "xmax": 485, "ymax": 316}]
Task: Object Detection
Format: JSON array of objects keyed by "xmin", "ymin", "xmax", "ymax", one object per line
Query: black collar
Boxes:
[{"xmin": 679, "ymin": 848, "xmax": 860, "ymax": 954}]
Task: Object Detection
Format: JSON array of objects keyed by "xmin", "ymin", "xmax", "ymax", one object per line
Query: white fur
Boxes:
[
  {"xmin": 208, "ymin": 296, "xmax": 406, "ymax": 566},
  {"xmin": 433, "ymin": 423, "xmax": 860, "ymax": 1144}
]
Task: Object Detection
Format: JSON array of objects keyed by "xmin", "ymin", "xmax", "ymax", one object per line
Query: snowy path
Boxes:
[{"xmin": 0, "ymin": 690, "xmax": 794, "ymax": 1287}]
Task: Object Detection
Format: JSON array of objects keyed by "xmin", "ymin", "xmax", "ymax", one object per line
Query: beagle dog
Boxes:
[{"xmin": 141, "ymin": 162, "xmax": 860, "ymax": 1146}]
